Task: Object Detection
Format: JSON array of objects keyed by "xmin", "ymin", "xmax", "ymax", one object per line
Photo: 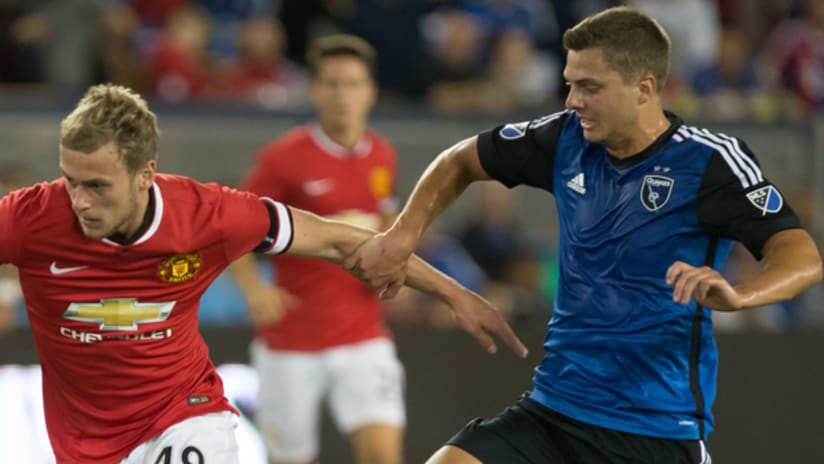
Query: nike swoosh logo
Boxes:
[
  {"xmin": 50, "ymin": 262, "xmax": 88, "ymax": 275},
  {"xmin": 303, "ymin": 179, "xmax": 334, "ymax": 196}
]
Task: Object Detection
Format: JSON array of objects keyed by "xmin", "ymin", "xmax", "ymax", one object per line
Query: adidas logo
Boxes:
[{"xmin": 566, "ymin": 173, "xmax": 585, "ymax": 194}]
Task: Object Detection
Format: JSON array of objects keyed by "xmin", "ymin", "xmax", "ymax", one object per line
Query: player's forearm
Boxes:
[
  {"xmin": 734, "ymin": 229, "xmax": 823, "ymax": 309},
  {"xmin": 227, "ymin": 254, "xmax": 267, "ymax": 295},
  {"xmin": 390, "ymin": 137, "xmax": 481, "ymax": 251},
  {"xmin": 403, "ymin": 253, "xmax": 465, "ymax": 304},
  {"xmin": 287, "ymin": 207, "xmax": 374, "ymax": 262}
]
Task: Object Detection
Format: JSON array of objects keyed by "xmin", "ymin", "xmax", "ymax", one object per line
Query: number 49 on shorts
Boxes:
[{"xmin": 154, "ymin": 445, "xmax": 204, "ymax": 464}]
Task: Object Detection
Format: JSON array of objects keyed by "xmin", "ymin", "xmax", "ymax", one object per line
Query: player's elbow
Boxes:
[{"xmin": 810, "ymin": 251, "xmax": 823, "ymax": 285}]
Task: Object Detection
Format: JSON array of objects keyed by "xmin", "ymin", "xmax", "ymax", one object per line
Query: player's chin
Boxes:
[
  {"xmin": 581, "ymin": 127, "xmax": 605, "ymax": 143},
  {"xmin": 79, "ymin": 224, "xmax": 110, "ymax": 240}
]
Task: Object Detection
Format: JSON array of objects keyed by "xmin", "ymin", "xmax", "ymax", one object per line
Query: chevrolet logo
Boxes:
[{"xmin": 63, "ymin": 298, "xmax": 176, "ymax": 331}]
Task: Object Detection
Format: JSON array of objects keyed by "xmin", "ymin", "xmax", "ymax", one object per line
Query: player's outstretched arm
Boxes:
[
  {"xmin": 228, "ymin": 255, "xmax": 298, "ymax": 327},
  {"xmin": 666, "ymin": 229, "xmax": 823, "ymax": 311},
  {"xmin": 343, "ymin": 136, "xmax": 491, "ymax": 297},
  {"xmin": 287, "ymin": 206, "xmax": 528, "ymax": 357}
]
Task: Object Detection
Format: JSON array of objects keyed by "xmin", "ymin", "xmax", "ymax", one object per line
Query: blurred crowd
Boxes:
[{"xmin": 1, "ymin": 0, "xmax": 824, "ymax": 118}]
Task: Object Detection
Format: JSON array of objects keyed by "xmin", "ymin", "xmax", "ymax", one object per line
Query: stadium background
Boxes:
[{"xmin": 1, "ymin": 0, "xmax": 823, "ymax": 462}]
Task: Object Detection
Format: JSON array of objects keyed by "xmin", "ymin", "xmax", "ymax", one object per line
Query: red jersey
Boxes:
[
  {"xmin": 243, "ymin": 125, "xmax": 397, "ymax": 351},
  {"xmin": 0, "ymin": 174, "xmax": 292, "ymax": 463}
]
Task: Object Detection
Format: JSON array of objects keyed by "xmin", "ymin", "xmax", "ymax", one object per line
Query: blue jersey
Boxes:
[{"xmin": 476, "ymin": 111, "xmax": 801, "ymax": 440}]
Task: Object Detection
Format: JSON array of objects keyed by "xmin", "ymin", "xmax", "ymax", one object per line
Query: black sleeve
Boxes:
[
  {"xmin": 476, "ymin": 111, "xmax": 569, "ymax": 192},
  {"xmin": 696, "ymin": 141, "xmax": 801, "ymax": 260}
]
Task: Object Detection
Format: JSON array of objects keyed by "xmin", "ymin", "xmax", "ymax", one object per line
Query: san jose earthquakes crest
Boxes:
[{"xmin": 640, "ymin": 175, "xmax": 674, "ymax": 212}]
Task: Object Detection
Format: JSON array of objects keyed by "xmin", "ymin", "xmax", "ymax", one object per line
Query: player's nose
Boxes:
[
  {"xmin": 70, "ymin": 190, "xmax": 92, "ymax": 211},
  {"xmin": 565, "ymin": 87, "xmax": 583, "ymax": 110}
]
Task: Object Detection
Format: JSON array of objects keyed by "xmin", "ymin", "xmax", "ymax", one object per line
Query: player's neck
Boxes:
[
  {"xmin": 109, "ymin": 188, "xmax": 154, "ymax": 245},
  {"xmin": 608, "ymin": 108, "xmax": 670, "ymax": 159},
  {"xmin": 319, "ymin": 123, "xmax": 366, "ymax": 150}
]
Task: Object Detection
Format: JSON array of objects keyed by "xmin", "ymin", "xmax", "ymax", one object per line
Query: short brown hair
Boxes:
[
  {"xmin": 563, "ymin": 6, "xmax": 671, "ymax": 93},
  {"xmin": 60, "ymin": 84, "xmax": 159, "ymax": 174},
  {"xmin": 306, "ymin": 34, "xmax": 377, "ymax": 80}
]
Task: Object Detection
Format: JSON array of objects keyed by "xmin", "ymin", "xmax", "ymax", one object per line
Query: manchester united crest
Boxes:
[
  {"xmin": 158, "ymin": 253, "xmax": 201, "ymax": 284},
  {"xmin": 369, "ymin": 167, "xmax": 392, "ymax": 199}
]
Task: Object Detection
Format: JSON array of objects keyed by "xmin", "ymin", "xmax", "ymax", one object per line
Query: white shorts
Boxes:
[
  {"xmin": 251, "ymin": 337, "xmax": 406, "ymax": 462},
  {"xmin": 119, "ymin": 411, "xmax": 239, "ymax": 464}
]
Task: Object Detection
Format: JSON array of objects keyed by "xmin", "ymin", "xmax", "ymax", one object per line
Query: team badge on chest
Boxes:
[
  {"xmin": 640, "ymin": 175, "xmax": 674, "ymax": 212},
  {"xmin": 158, "ymin": 253, "xmax": 201, "ymax": 284}
]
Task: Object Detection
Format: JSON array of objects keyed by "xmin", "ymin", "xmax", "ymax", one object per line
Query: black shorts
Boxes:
[{"xmin": 447, "ymin": 395, "xmax": 710, "ymax": 464}]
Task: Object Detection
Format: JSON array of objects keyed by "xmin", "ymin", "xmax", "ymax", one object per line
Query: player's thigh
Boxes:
[
  {"xmin": 327, "ymin": 338, "xmax": 406, "ymax": 433},
  {"xmin": 250, "ymin": 342, "xmax": 328, "ymax": 459},
  {"xmin": 453, "ymin": 395, "xmax": 708, "ymax": 464},
  {"xmin": 426, "ymin": 445, "xmax": 483, "ymax": 464},
  {"xmin": 445, "ymin": 396, "xmax": 568, "ymax": 464},
  {"xmin": 123, "ymin": 411, "xmax": 239, "ymax": 464}
]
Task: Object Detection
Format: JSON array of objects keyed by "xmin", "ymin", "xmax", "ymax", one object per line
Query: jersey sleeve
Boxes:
[
  {"xmin": 216, "ymin": 186, "xmax": 294, "ymax": 262},
  {"xmin": 0, "ymin": 194, "xmax": 15, "ymax": 265},
  {"xmin": 476, "ymin": 111, "xmax": 569, "ymax": 191},
  {"xmin": 0, "ymin": 188, "xmax": 30, "ymax": 266},
  {"xmin": 696, "ymin": 141, "xmax": 801, "ymax": 259},
  {"xmin": 241, "ymin": 143, "xmax": 289, "ymax": 200}
]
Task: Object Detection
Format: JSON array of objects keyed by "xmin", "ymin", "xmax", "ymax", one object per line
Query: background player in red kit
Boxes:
[
  {"xmin": 0, "ymin": 84, "xmax": 527, "ymax": 464},
  {"xmin": 229, "ymin": 34, "xmax": 406, "ymax": 464}
]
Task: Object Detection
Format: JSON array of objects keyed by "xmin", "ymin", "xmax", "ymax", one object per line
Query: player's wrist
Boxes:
[{"xmin": 384, "ymin": 223, "xmax": 420, "ymax": 257}]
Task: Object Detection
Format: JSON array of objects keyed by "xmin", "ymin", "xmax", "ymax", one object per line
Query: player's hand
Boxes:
[
  {"xmin": 343, "ymin": 231, "xmax": 414, "ymax": 299},
  {"xmin": 666, "ymin": 261, "xmax": 743, "ymax": 311},
  {"xmin": 244, "ymin": 285, "xmax": 299, "ymax": 327},
  {"xmin": 447, "ymin": 289, "xmax": 529, "ymax": 358}
]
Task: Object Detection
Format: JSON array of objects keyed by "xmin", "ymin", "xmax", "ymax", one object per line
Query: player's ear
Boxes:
[
  {"xmin": 637, "ymin": 74, "xmax": 656, "ymax": 104},
  {"xmin": 137, "ymin": 160, "xmax": 156, "ymax": 190}
]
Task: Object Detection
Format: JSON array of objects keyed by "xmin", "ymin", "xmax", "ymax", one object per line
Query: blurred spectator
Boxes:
[
  {"xmin": 458, "ymin": 182, "xmax": 523, "ymax": 281},
  {"xmin": 206, "ymin": 17, "xmax": 308, "ymax": 108},
  {"xmin": 131, "ymin": 0, "xmax": 192, "ymax": 27},
  {"xmin": 692, "ymin": 25, "xmax": 766, "ymax": 121},
  {"xmin": 629, "ymin": 0, "xmax": 720, "ymax": 91},
  {"xmin": 471, "ymin": 0, "xmax": 558, "ymax": 50},
  {"xmin": 97, "ymin": 3, "xmax": 144, "ymax": 91},
  {"xmin": 0, "ymin": 163, "xmax": 30, "ymax": 333},
  {"xmin": 277, "ymin": 0, "xmax": 340, "ymax": 66},
  {"xmin": 422, "ymin": 9, "xmax": 489, "ymax": 111},
  {"xmin": 145, "ymin": 4, "xmax": 213, "ymax": 102},
  {"xmin": 485, "ymin": 27, "xmax": 559, "ymax": 112},
  {"xmin": 716, "ymin": 0, "xmax": 805, "ymax": 54},
  {"xmin": 457, "ymin": 183, "xmax": 548, "ymax": 320},
  {"xmin": 336, "ymin": 0, "xmax": 436, "ymax": 99},
  {"xmin": 5, "ymin": 1, "xmax": 133, "ymax": 93},
  {"xmin": 762, "ymin": 0, "xmax": 824, "ymax": 114}
]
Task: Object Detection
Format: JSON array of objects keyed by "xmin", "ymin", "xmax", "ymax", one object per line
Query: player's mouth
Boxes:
[
  {"xmin": 78, "ymin": 216, "xmax": 102, "ymax": 228},
  {"xmin": 579, "ymin": 117, "xmax": 596, "ymax": 130}
]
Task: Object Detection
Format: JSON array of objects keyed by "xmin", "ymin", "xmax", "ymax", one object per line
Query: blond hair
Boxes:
[
  {"xmin": 60, "ymin": 84, "xmax": 159, "ymax": 174},
  {"xmin": 563, "ymin": 6, "xmax": 671, "ymax": 93}
]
